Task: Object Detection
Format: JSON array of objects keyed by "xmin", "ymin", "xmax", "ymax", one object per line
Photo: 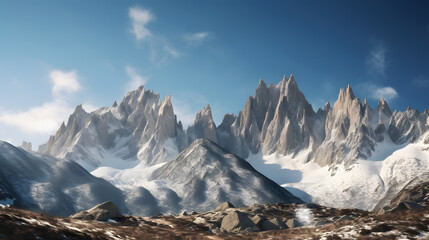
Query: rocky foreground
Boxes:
[{"xmin": 1, "ymin": 200, "xmax": 428, "ymax": 240}]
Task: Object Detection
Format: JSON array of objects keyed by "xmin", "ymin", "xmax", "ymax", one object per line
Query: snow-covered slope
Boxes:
[
  {"xmin": 92, "ymin": 139, "xmax": 302, "ymax": 216},
  {"xmin": 247, "ymin": 132, "xmax": 429, "ymax": 210},
  {"xmin": 0, "ymin": 141, "xmax": 128, "ymax": 216}
]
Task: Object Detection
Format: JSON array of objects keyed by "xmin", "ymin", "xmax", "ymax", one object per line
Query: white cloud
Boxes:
[
  {"xmin": 183, "ymin": 32, "xmax": 211, "ymax": 44},
  {"xmin": 125, "ymin": 66, "xmax": 148, "ymax": 91},
  {"xmin": 371, "ymin": 86, "xmax": 398, "ymax": 101},
  {"xmin": 50, "ymin": 70, "xmax": 81, "ymax": 94},
  {"xmin": 0, "ymin": 69, "xmax": 84, "ymax": 138},
  {"xmin": 367, "ymin": 43, "xmax": 386, "ymax": 77},
  {"xmin": 129, "ymin": 7, "xmax": 153, "ymax": 41},
  {"xmin": 0, "ymin": 100, "xmax": 73, "ymax": 134}
]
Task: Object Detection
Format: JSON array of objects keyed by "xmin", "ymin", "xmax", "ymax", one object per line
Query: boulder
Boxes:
[
  {"xmin": 220, "ymin": 211, "xmax": 255, "ymax": 232},
  {"xmin": 261, "ymin": 217, "xmax": 287, "ymax": 231},
  {"xmin": 286, "ymin": 218, "xmax": 302, "ymax": 228},
  {"xmin": 215, "ymin": 201, "xmax": 235, "ymax": 211},
  {"xmin": 70, "ymin": 201, "xmax": 122, "ymax": 221},
  {"xmin": 251, "ymin": 215, "xmax": 265, "ymax": 226}
]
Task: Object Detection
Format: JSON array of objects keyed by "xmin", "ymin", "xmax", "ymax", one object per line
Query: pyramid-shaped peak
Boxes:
[
  {"xmin": 72, "ymin": 104, "xmax": 88, "ymax": 115},
  {"xmin": 378, "ymin": 98, "xmax": 387, "ymax": 106},
  {"xmin": 192, "ymin": 104, "xmax": 215, "ymax": 124},
  {"xmin": 199, "ymin": 104, "xmax": 213, "ymax": 116},
  {"xmin": 255, "ymin": 78, "xmax": 268, "ymax": 91}
]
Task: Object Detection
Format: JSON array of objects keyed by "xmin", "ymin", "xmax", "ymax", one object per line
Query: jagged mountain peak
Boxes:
[
  {"xmin": 187, "ymin": 104, "xmax": 218, "ymax": 144},
  {"xmin": 337, "ymin": 84, "xmax": 356, "ymax": 103},
  {"xmin": 257, "ymin": 78, "xmax": 267, "ymax": 89},
  {"xmin": 377, "ymin": 98, "xmax": 392, "ymax": 116}
]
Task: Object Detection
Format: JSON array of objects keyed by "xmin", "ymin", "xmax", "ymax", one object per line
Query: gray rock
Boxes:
[
  {"xmin": 220, "ymin": 211, "xmax": 255, "ymax": 232},
  {"xmin": 251, "ymin": 215, "xmax": 265, "ymax": 226},
  {"xmin": 286, "ymin": 218, "xmax": 302, "ymax": 228},
  {"xmin": 71, "ymin": 201, "xmax": 122, "ymax": 221},
  {"xmin": 261, "ymin": 217, "xmax": 287, "ymax": 231},
  {"xmin": 215, "ymin": 201, "xmax": 235, "ymax": 211}
]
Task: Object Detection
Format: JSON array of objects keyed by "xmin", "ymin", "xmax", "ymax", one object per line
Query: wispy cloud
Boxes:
[
  {"xmin": 163, "ymin": 45, "xmax": 179, "ymax": 58},
  {"xmin": 367, "ymin": 42, "xmax": 387, "ymax": 78},
  {"xmin": 0, "ymin": 69, "xmax": 87, "ymax": 134},
  {"xmin": 128, "ymin": 6, "xmax": 179, "ymax": 66},
  {"xmin": 129, "ymin": 7, "xmax": 153, "ymax": 41},
  {"xmin": 412, "ymin": 76, "xmax": 429, "ymax": 87},
  {"xmin": 357, "ymin": 81, "xmax": 398, "ymax": 102},
  {"xmin": 50, "ymin": 70, "xmax": 81, "ymax": 95},
  {"xmin": 371, "ymin": 86, "xmax": 398, "ymax": 101},
  {"xmin": 183, "ymin": 32, "xmax": 211, "ymax": 44},
  {"xmin": 125, "ymin": 66, "xmax": 148, "ymax": 91}
]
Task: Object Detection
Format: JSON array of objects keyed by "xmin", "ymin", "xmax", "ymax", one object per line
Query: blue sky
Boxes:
[{"xmin": 0, "ymin": 0, "xmax": 428, "ymax": 148}]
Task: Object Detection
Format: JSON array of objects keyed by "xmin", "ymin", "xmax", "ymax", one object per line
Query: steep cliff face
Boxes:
[
  {"xmin": 39, "ymin": 86, "xmax": 183, "ymax": 169},
  {"xmin": 217, "ymin": 75, "xmax": 319, "ymax": 162}
]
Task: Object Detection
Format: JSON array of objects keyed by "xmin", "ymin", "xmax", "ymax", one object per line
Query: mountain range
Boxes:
[{"xmin": 2, "ymin": 74, "xmax": 428, "ymax": 216}]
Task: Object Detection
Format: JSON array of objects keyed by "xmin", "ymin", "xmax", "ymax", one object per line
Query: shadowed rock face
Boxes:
[
  {"xmin": 0, "ymin": 141, "xmax": 127, "ymax": 217},
  {"xmin": 151, "ymin": 139, "xmax": 303, "ymax": 212}
]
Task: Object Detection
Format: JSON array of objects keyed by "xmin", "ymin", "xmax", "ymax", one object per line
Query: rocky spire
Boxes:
[
  {"xmin": 377, "ymin": 98, "xmax": 392, "ymax": 116},
  {"xmin": 187, "ymin": 104, "xmax": 218, "ymax": 144},
  {"xmin": 324, "ymin": 101, "xmax": 331, "ymax": 112}
]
